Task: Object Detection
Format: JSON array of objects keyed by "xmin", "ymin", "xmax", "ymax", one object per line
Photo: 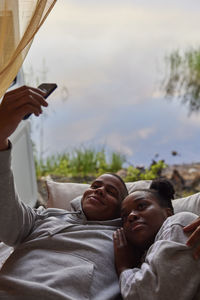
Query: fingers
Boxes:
[
  {"xmin": 184, "ymin": 217, "xmax": 200, "ymax": 233},
  {"xmin": 186, "ymin": 225, "xmax": 200, "ymax": 247},
  {"xmin": 6, "ymin": 85, "xmax": 46, "ymax": 98},
  {"xmin": 17, "ymin": 103, "xmax": 41, "ymax": 118},
  {"xmin": 2, "ymin": 86, "xmax": 48, "ymax": 119},
  {"xmin": 185, "ymin": 221, "xmax": 200, "ymax": 260},
  {"xmin": 113, "ymin": 228, "xmax": 127, "ymax": 248},
  {"xmin": 192, "ymin": 245, "xmax": 200, "ymax": 260},
  {"xmin": 121, "ymin": 228, "xmax": 127, "ymax": 246},
  {"xmin": 6, "ymin": 86, "xmax": 48, "ymax": 107}
]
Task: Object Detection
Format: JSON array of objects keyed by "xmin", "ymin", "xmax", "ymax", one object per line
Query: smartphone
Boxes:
[{"xmin": 23, "ymin": 83, "xmax": 57, "ymax": 120}]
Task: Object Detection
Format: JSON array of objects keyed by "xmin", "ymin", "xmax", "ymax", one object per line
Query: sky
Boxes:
[{"xmin": 23, "ymin": 0, "xmax": 200, "ymax": 167}]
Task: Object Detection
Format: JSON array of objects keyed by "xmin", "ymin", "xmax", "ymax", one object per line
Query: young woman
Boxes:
[{"xmin": 113, "ymin": 179, "xmax": 200, "ymax": 300}]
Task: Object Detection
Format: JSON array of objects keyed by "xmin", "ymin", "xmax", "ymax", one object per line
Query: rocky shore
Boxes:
[{"xmin": 162, "ymin": 162, "xmax": 200, "ymax": 197}]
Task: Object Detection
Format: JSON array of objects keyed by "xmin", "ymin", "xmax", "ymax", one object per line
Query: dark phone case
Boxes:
[{"xmin": 23, "ymin": 83, "xmax": 57, "ymax": 120}]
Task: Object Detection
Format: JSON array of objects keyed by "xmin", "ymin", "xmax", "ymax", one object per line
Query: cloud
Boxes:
[
  {"xmin": 25, "ymin": 0, "xmax": 200, "ymax": 110},
  {"xmin": 100, "ymin": 127, "xmax": 156, "ymax": 156},
  {"xmin": 26, "ymin": 0, "xmax": 200, "ymax": 166},
  {"xmin": 180, "ymin": 113, "xmax": 200, "ymax": 127},
  {"xmin": 137, "ymin": 128, "xmax": 155, "ymax": 139},
  {"xmin": 43, "ymin": 113, "xmax": 108, "ymax": 154}
]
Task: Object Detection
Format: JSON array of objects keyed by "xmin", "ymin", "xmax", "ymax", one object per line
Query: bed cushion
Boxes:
[
  {"xmin": 172, "ymin": 193, "xmax": 200, "ymax": 215},
  {"xmin": 45, "ymin": 179, "xmax": 200, "ymax": 216},
  {"xmin": 45, "ymin": 179, "xmax": 152, "ymax": 211}
]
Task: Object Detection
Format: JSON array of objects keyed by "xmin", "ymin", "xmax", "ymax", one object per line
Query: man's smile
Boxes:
[{"xmin": 87, "ymin": 195, "xmax": 105, "ymax": 205}]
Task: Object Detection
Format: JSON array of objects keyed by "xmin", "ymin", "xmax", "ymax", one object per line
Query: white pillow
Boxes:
[
  {"xmin": 173, "ymin": 193, "xmax": 200, "ymax": 215},
  {"xmin": 46, "ymin": 179, "xmax": 200, "ymax": 216},
  {"xmin": 46, "ymin": 181, "xmax": 90, "ymax": 211}
]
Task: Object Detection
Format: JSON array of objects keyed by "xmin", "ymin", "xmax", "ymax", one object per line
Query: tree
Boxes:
[{"xmin": 162, "ymin": 48, "xmax": 200, "ymax": 113}]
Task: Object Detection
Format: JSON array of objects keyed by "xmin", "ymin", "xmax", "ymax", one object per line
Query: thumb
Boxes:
[{"xmin": 183, "ymin": 217, "xmax": 200, "ymax": 232}]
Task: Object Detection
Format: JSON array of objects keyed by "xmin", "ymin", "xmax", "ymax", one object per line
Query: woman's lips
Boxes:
[{"xmin": 130, "ymin": 222, "xmax": 146, "ymax": 231}]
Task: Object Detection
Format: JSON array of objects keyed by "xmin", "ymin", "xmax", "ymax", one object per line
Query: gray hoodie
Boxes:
[{"xmin": 0, "ymin": 147, "xmax": 122, "ymax": 300}]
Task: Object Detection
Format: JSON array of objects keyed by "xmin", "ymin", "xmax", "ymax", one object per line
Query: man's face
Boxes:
[
  {"xmin": 121, "ymin": 191, "xmax": 171, "ymax": 250},
  {"xmin": 82, "ymin": 174, "xmax": 126, "ymax": 221}
]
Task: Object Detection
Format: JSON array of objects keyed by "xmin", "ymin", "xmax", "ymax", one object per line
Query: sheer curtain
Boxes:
[{"xmin": 0, "ymin": 0, "xmax": 57, "ymax": 98}]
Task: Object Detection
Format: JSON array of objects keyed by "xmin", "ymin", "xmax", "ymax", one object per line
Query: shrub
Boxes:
[
  {"xmin": 35, "ymin": 147, "xmax": 126, "ymax": 180},
  {"xmin": 125, "ymin": 160, "xmax": 167, "ymax": 182}
]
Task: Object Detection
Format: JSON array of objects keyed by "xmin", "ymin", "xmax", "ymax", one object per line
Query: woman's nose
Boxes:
[{"xmin": 127, "ymin": 211, "xmax": 139, "ymax": 222}]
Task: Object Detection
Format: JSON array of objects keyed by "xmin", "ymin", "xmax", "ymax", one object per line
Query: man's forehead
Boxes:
[
  {"xmin": 97, "ymin": 174, "xmax": 121, "ymax": 186},
  {"xmin": 96, "ymin": 174, "xmax": 126, "ymax": 197}
]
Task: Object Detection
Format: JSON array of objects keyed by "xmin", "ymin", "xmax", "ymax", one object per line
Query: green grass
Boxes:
[
  {"xmin": 35, "ymin": 147, "xmax": 126, "ymax": 180},
  {"xmin": 35, "ymin": 147, "xmax": 166, "ymax": 182}
]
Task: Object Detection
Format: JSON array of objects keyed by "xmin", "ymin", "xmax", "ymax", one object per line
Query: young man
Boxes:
[
  {"xmin": 113, "ymin": 180, "xmax": 200, "ymax": 299},
  {"xmin": 0, "ymin": 86, "xmax": 129, "ymax": 299}
]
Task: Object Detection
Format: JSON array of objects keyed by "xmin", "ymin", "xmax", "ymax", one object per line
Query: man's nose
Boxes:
[
  {"xmin": 127, "ymin": 211, "xmax": 139, "ymax": 222},
  {"xmin": 95, "ymin": 186, "xmax": 105, "ymax": 195}
]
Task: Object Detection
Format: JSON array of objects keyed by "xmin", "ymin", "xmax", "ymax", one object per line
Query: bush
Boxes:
[
  {"xmin": 35, "ymin": 147, "xmax": 126, "ymax": 180},
  {"xmin": 125, "ymin": 160, "xmax": 167, "ymax": 182}
]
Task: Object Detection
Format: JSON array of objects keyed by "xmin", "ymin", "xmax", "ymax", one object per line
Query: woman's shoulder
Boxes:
[{"xmin": 167, "ymin": 211, "xmax": 198, "ymax": 227}]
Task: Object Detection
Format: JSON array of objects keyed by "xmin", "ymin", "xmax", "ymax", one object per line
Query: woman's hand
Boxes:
[
  {"xmin": 0, "ymin": 86, "xmax": 48, "ymax": 150},
  {"xmin": 113, "ymin": 228, "xmax": 141, "ymax": 277},
  {"xmin": 184, "ymin": 216, "xmax": 200, "ymax": 260}
]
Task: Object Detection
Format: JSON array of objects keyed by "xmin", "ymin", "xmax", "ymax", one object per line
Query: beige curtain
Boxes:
[{"xmin": 0, "ymin": 0, "xmax": 57, "ymax": 98}]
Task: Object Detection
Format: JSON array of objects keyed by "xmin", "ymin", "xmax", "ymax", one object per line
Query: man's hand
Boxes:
[
  {"xmin": 184, "ymin": 216, "xmax": 200, "ymax": 260},
  {"xmin": 113, "ymin": 228, "xmax": 141, "ymax": 277},
  {"xmin": 0, "ymin": 86, "xmax": 48, "ymax": 150}
]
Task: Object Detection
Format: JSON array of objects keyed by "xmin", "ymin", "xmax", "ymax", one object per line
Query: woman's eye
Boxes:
[{"xmin": 138, "ymin": 203, "xmax": 147, "ymax": 210}]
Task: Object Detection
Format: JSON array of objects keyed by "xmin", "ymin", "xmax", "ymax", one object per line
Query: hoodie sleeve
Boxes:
[{"xmin": 0, "ymin": 146, "xmax": 37, "ymax": 246}]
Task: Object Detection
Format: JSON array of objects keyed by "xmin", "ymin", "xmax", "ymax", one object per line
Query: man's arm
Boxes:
[
  {"xmin": 119, "ymin": 213, "xmax": 200, "ymax": 300},
  {"xmin": 0, "ymin": 86, "xmax": 48, "ymax": 246}
]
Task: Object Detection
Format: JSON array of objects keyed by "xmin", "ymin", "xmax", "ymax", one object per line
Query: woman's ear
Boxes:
[{"xmin": 164, "ymin": 207, "xmax": 173, "ymax": 217}]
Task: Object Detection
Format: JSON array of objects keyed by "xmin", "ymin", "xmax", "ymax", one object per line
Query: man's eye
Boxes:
[
  {"xmin": 107, "ymin": 189, "xmax": 117, "ymax": 197},
  {"xmin": 91, "ymin": 184, "xmax": 99, "ymax": 189},
  {"xmin": 108, "ymin": 189, "xmax": 114, "ymax": 195}
]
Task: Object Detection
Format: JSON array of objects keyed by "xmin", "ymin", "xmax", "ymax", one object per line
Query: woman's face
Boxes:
[{"xmin": 121, "ymin": 191, "xmax": 172, "ymax": 250}]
